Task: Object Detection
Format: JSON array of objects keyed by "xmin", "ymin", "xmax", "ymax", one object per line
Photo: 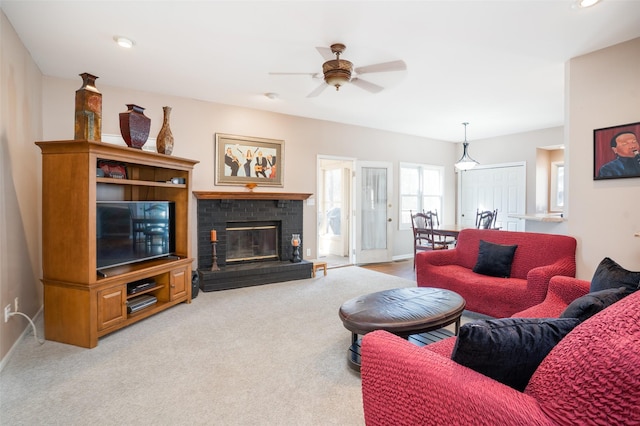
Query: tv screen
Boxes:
[{"xmin": 96, "ymin": 201, "xmax": 175, "ymax": 270}]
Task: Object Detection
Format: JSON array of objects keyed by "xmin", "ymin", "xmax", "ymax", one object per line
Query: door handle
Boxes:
[{"xmin": 388, "ymin": 218, "xmax": 392, "ymax": 222}]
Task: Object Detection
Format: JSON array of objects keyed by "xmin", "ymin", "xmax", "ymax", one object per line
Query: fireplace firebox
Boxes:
[{"xmin": 226, "ymin": 222, "xmax": 279, "ymax": 263}]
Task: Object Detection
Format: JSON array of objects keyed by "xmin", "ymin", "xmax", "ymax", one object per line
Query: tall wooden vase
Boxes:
[
  {"xmin": 74, "ymin": 73, "xmax": 102, "ymax": 142},
  {"xmin": 156, "ymin": 106, "xmax": 174, "ymax": 155}
]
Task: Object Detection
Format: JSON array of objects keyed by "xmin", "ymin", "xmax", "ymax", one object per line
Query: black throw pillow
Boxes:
[
  {"xmin": 560, "ymin": 287, "xmax": 628, "ymax": 323},
  {"xmin": 590, "ymin": 257, "xmax": 640, "ymax": 293},
  {"xmin": 472, "ymin": 240, "xmax": 518, "ymax": 278},
  {"xmin": 451, "ymin": 317, "xmax": 580, "ymax": 391}
]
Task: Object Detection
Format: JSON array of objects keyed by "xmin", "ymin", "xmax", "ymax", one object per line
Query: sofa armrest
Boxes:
[
  {"xmin": 361, "ymin": 330, "xmax": 553, "ymax": 426},
  {"xmin": 513, "ymin": 276, "xmax": 590, "ymax": 318},
  {"xmin": 525, "ymin": 256, "xmax": 577, "ymax": 303}
]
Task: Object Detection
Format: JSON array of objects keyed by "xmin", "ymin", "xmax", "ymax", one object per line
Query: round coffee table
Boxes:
[{"xmin": 339, "ymin": 287, "xmax": 466, "ymax": 371}]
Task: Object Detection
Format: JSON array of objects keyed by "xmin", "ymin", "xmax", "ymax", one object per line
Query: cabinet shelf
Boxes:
[
  {"xmin": 37, "ymin": 140, "xmax": 198, "ymax": 348},
  {"xmin": 126, "ymin": 285, "xmax": 163, "ymax": 299},
  {"xmin": 97, "ymin": 177, "xmax": 187, "ymax": 189}
]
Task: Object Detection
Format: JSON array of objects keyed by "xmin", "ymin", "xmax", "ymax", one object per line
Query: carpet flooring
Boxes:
[{"xmin": 0, "ymin": 266, "xmax": 440, "ymax": 425}]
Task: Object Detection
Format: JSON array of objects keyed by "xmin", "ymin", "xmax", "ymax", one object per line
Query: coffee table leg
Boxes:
[
  {"xmin": 454, "ymin": 317, "xmax": 461, "ymax": 335},
  {"xmin": 348, "ymin": 333, "xmax": 362, "ymax": 372}
]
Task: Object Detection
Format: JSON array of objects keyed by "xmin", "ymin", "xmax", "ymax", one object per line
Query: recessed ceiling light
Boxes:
[
  {"xmin": 113, "ymin": 36, "xmax": 135, "ymax": 49},
  {"xmin": 574, "ymin": 0, "xmax": 602, "ymax": 9},
  {"xmin": 264, "ymin": 93, "xmax": 279, "ymax": 100}
]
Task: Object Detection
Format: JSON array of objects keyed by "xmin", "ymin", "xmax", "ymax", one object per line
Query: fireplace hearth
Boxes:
[{"xmin": 195, "ymin": 192, "xmax": 313, "ymax": 291}]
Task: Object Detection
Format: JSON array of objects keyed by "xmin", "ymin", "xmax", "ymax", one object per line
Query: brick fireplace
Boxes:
[{"xmin": 194, "ymin": 191, "xmax": 313, "ymax": 291}]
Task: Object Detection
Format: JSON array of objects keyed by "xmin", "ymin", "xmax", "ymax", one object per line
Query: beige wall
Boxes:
[
  {"xmin": 1, "ymin": 12, "xmax": 43, "ymax": 363},
  {"xmin": 567, "ymin": 37, "xmax": 640, "ymax": 278}
]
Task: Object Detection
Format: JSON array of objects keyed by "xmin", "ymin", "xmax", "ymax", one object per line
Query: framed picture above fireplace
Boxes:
[{"xmin": 215, "ymin": 133, "xmax": 284, "ymax": 187}]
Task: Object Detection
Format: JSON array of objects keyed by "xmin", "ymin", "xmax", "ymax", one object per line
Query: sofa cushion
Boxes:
[
  {"xmin": 590, "ymin": 257, "xmax": 640, "ymax": 293},
  {"xmin": 560, "ymin": 287, "xmax": 628, "ymax": 322},
  {"xmin": 472, "ymin": 240, "xmax": 518, "ymax": 278},
  {"xmin": 451, "ymin": 317, "xmax": 580, "ymax": 391}
]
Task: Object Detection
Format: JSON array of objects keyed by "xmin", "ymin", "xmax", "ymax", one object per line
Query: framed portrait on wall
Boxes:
[
  {"xmin": 215, "ymin": 133, "xmax": 284, "ymax": 187},
  {"xmin": 593, "ymin": 121, "xmax": 640, "ymax": 180}
]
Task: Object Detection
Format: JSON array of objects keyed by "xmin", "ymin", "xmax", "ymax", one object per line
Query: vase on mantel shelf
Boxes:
[
  {"xmin": 119, "ymin": 104, "xmax": 150, "ymax": 149},
  {"xmin": 156, "ymin": 106, "xmax": 174, "ymax": 155},
  {"xmin": 74, "ymin": 72, "xmax": 102, "ymax": 142}
]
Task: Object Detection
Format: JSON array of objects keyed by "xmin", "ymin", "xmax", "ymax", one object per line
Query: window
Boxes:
[
  {"xmin": 399, "ymin": 163, "xmax": 445, "ymax": 229},
  {"xmin": 550, "ymin": 161, "xmax": 564, "ymax": 212}
]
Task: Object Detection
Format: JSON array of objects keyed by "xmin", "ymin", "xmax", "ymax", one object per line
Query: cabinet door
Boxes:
[
  {"xmin": 169, "ymin": 267, "xmax": 188, "ymax": 300},
  {"xmin": 97, "ymin": 285, "xmax": 126, "ymax": 331}
]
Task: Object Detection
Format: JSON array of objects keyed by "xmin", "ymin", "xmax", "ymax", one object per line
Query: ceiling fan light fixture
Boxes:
[
  {"xmin": 323, "ymin": 59, "xmax": 352, "ymax": 91},
  {"xmin": 455, "ymin": 122, "xmax": 479, "ymax": 171}
]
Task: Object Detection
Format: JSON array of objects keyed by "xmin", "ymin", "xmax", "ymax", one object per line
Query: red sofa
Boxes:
[
  {"xmin": 416, "ymin": 229, "xmax": 577, "ymax": 318},
  {"xmin": 361, "ymin": 286, "xmax": 640, "ymax": 425}
]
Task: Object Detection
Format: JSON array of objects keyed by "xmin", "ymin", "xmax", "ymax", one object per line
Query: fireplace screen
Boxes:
[{"xmin": 226, "ymin": 225, "xmax": 279, "ymax": 262}]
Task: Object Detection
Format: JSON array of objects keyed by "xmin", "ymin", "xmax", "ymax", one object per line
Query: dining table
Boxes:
[{"xmin": 433, "ymin": 224, "xmax": 468, "ymax": 239}]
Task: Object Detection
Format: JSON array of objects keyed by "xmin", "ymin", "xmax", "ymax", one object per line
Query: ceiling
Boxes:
[{"xmin": 3, "ymin": 0, "xmax": 640, "ymax": 142}]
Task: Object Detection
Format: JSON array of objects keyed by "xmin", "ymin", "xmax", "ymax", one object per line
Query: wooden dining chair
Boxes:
[
  {"xmin": 426, "ymin": 210, "xmax": 458, "ymax": 247},
  {"xmin": 411, "ymin": 211, "xmax": 449, "ymax": 269},
  {"xmin": 476, "ymin": 209, "xmax": 498, "ymax": 229}
]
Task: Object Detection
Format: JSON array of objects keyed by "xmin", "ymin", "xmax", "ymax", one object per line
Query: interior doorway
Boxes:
[{"xmin": 317, "ymin": 157, "xmax": 354, "ymax": 267}]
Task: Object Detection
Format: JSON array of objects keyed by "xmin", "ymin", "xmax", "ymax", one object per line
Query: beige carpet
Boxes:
[{"xmin": 2, "ymin": 266, "xmax": 436, "ymax": 425}]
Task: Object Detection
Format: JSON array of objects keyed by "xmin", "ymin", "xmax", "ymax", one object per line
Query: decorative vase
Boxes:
[
  {"xmin": 119, "ymin": 104, "xmax": 151, "ymax": 149},
  {"xmin": 156, "ymin": 106, "xmax": 174, "ymax": 155},
  {"xmin": 74, "ymin": 73, "xmax": 102, "ymax": 142}
]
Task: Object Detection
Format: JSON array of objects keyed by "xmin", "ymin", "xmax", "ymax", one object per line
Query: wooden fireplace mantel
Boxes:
[{"xmin": 193, "ymin": 191, "xmax": 312, "ymax": 201}]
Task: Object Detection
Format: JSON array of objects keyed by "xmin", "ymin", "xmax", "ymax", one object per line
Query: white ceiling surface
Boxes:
[{"xmin": 3, "ymin": 1, "xmax": 640, "ymax": 142}]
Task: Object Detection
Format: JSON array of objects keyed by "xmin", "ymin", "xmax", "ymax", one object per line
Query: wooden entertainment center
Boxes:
[{"xmin": 37, "ymin": 140, "xmax": 198, "ymax": 348}]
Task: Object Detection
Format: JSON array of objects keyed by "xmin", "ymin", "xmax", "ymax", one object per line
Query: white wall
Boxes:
[{"xmin": 567, "ymin": 37, "xmax": 640, "ymax": 278}]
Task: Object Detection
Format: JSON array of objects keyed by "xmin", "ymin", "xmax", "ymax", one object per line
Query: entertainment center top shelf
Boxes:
[{"xmin": 96, "ymin": 177, "xmax": 187, "ymax": 188}]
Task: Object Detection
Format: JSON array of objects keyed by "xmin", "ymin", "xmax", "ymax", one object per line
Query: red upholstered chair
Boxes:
[
  {"xmin": 512, "ymin": 275, "xmax": 590, "ymax": 318},
  {"xmin": 361, "ymin": 288, "xmax": 640, "ymax": 425}
]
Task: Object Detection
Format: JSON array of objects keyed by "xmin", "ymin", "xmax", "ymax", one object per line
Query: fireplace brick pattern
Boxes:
[{"xmin": 196, "ymin": 196, "xmax": 312, "ymax": 291}]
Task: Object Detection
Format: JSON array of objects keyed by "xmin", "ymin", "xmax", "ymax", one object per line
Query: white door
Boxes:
[
  {"xmin": 458, "ymin": 163, "xmax": 526, "ymax": 231},
  {"xmin": 317, "ymin": 158, "xmax": 353, "ymax": 263},
  {"xmin": 355, "ymin": 161, "xmax": 393, "ymax": 264}
]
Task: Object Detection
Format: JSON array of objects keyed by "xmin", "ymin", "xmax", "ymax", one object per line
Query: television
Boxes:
[{"xmin": 96, "ymin": 201, "xmax": 175, "ymax": 270}]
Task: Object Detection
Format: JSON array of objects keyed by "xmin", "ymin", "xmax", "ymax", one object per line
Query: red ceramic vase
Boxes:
[{"xmin": 119, "ymin": 104, "xmax": 151, "ymax": 149}]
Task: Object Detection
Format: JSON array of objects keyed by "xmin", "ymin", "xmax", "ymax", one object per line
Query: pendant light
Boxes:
[{"xmin": 454, "ymin": 122, "xmax": 479, "ymax": 171}]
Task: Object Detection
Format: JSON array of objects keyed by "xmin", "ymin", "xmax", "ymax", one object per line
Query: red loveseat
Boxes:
[
  {"xmin": 416, "ymin": 229, "xmax": 577, "ymax": 318},
  {"xmin": 361, "ymin": 287, "xmax": 640, "ymax": 425}
]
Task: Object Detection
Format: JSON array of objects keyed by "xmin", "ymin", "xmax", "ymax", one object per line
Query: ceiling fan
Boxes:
[{"xmin": 269, "ymin": 43, "xmax": 407, "ymax": 98}]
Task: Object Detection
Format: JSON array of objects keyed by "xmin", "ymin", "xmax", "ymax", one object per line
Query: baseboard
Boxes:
[{"xmin": 0, "ymin": 306, "xmax": 43, "ymax": 374}]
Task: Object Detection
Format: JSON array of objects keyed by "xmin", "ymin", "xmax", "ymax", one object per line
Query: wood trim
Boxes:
[{"xmin": 193, "ymin": 191, "xmax": 312, "ymax": 200}]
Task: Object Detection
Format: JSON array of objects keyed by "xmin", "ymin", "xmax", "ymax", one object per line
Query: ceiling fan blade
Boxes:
[
  {"xmin": 269, "ymin": 72, "xmax": 321, "ymax": 78},
  {"xmin": 351, "ymin": 78, "xmax": 384, "ymax": 94},
  {"xmin": 354, "ymin": 60, "xmax": 407, "ymax": 75},
  {"xmin": 316, "ymin": 46, "xmax": 335, "ymax": 61},
  {"xmin": 307, "ymin": 82, "xmax": 329, "ymax": 98}
]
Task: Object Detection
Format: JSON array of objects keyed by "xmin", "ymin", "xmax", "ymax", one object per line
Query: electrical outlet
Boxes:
[
  {"xmin": 4, "ymin": 304, "xmax": 11, "ymax": 323},
  {"xmin": 14, "ymin": 297, "xmax": 19, "ymax": 312},
  {"xmin": 306, "ymin": 248, "xmax": 311, "ymax": 256}
]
